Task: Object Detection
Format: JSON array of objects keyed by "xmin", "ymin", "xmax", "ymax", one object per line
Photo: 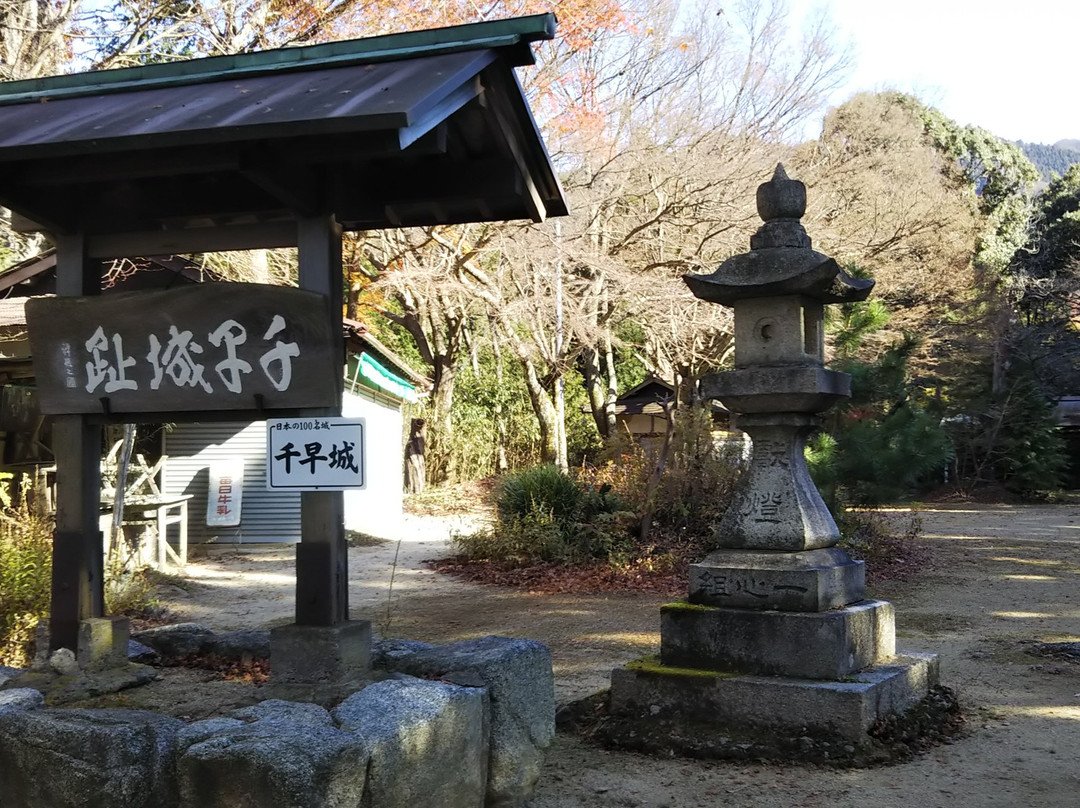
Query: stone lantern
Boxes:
[
  {"xmin": 604, "ymin": 166, "xmax": 940, "ymax": 761},
  {"xmin": 682, "ymin": 162, "xmax": 873, "ymax": 611}
]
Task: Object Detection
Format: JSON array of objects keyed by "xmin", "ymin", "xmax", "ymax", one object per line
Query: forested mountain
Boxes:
[{"xmin": 1018, "ymin": 140, "xmax": 1080, "ymax": 182}]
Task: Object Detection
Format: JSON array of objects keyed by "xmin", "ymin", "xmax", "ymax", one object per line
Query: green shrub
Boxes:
[
  {"xmin": 582, "ymin": 406, "xmax": 746, "ymax": 541},
  {"xmin": 652, "ymin": 409, "xmax": 745, "ymax": 539},
  {"xmin": 0, "ymin": 502, "xmax": 53, "ymax": 667},
  {"xmin": 496, "ymin": 464, "xmax": 583, "ymax": 525},
  {"xmin": 454, "ymin": 511, "xmax": 571, "ymax": 564},
  {"xmin": 0, "ymin": 481, "xmax": 163, "ymax": 666},
  {"xmin": 457, "ymin": 407, "xmax": 747, "ymax": 567},
  {"xmin": 454, "ymin": 464, "xmax": 636, "ymax": 564}
]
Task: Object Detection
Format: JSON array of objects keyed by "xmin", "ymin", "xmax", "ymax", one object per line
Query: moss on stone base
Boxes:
[
  {"xmin": 624, "ymin": 654, "xmax": 735, "ymax": 680},
  {"xmin": 659, "ymin": 600, "xmax": 715, "ymax": 613}
]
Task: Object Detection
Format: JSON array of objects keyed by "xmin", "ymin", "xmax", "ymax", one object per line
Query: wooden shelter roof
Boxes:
[
  {"xmin": 609, "ymin": 376, "xmax": 730, "ymax": 417},
  {"xmin": 0, "ymin": 14, "xmax": 567, "ymax": 257}
]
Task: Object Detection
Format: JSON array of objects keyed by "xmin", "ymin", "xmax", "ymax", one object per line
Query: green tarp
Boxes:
[{"xmin": 352, "ymin": 352, "xmax": 417, "ymax": 403}]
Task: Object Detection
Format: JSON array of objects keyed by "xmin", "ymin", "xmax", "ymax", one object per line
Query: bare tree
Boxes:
[{"xmin": 542, "ymin": 0, "xmax": 850, "ymax": 433}]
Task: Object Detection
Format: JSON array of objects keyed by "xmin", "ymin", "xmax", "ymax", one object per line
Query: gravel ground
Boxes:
[{"xmin": 151, "ymin": 501, "xmax": 1080, "ymax": 808}]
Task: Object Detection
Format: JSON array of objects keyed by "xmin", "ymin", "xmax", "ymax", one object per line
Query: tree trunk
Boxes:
[
  {"xmin": 520, "ymin": 357, "xmax": 561, "ymax": 466},
  {"xmin": 581, "ymin": 345, "xmax": 611, "ymax": 439},
  {"xmin": 404, "ymin": 418, "xmax": 426, "ymax": 494},
  {"xmin": 603, "ymin": 333, "xmax": 619, "ymax": 436},
  {"xmin": 491, "ymin": 319, "xmax": 509, "ymax": 472},
  {"xmin": 430, "ymin": 354, "xmax": 456, "ymax": 483},
  {"xmin": 639, "ymin": 398, "xmax": 677, "ymax": 544},
  {"xmin": 109, "ymin": 424, "xmax": 136, "ymax": 564}
]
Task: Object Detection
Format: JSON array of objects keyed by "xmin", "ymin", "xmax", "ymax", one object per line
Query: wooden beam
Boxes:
[
  {"xmin": 295, "ymin": 214, "xmax": 348, "ymax": 626},
  {"xmin": 297, "ymin": 215, "xmax": 345, "ymax": 393},
  {"xmin": 333, "ymin": 156, "xmax": 522, "ymax": 226},
  {"xmin": 478, "ymin": 65, "xmax": 556, "ymax": 222},
  {"xmin": 295, "ymin": 493, "xmax": 347, "ymax": 625},
  {"xmin": 0, "ymin": 185, "xmax": 74, "ymax": 233},
  {"xmin": 87, "ymin": 221, "xmax": 298, "ymax": 257},
  {"xmin": 77, "ymin": 176, "xmax": 286, "ymax": 233},
  {"xmin": 0, "ymin": 252, "xmax": 56, "ymax": 293},
  {"xmin": 50, "ymin": 232, "xmax": 104, "ymax": 652},
  {"xmin": 9, "ymin": 148, "xmax": 244, "ymax": 186}
]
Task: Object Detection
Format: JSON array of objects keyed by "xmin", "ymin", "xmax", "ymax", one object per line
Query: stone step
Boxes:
[
  {"xmin": 689, "ymin": 547, "xmax": 865, "ymax": 611},
  {"xmin": 661, "ymin": 598, "xmax": 895, "ymax": 679},
  {"xmin": 609, "ymin": 651, "xmax": 939, "ymax": 742}
]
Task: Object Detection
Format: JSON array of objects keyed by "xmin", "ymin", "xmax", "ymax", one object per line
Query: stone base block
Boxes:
[
  {"xmin": 610, "ymin": 651, "xmax": 939, "ymax": 742},
  {"xmin": 333, "ymin": 677, "xmax": 489, "ymax": 808},
  {"xmin": 269, "ymin": 621, "xmax": 372, "ymax": 704},
  {"xmin": 374, "ymin": 635, "xmax": 555, "ymax": 808},
  {"xmin": 689, "ymin": 547, "xmax": 864, "ymax": 611},
  {"xmin": 0, "ymin": 708, "xmax": 183, "ymax": 807},
  {"xmin": 78, "ymin": 617, "xmax": 131, "ymax": 671},
  {"xmin": 661, "ymin": 599, "xmax": 894, "ymax": 679}
]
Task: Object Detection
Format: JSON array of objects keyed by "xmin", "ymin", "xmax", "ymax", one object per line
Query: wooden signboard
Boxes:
[
  {"xmin": 26, "ymin": 284, "xmax": 339, "ymax": 417},
  {"xmin": 266, "ymin": 417, "xmax": 365, "ymax": 491}
]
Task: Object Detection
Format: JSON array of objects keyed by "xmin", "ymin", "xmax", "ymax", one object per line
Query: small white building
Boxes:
[{"xmin": 161, "ymin": 321, "xmax": 426, "ymax": 544}]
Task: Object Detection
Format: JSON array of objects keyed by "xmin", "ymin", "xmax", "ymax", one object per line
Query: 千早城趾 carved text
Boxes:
[{"xmin": 80, "ymin": 314, "xmax": 300, "ymax": 396}]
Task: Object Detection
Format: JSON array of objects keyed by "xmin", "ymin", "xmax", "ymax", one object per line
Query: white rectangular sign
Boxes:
[
  {"xmin": 206, "ymin": 457, "xmax": 244, "ymax": 527},
  {"xmin": 266, "ymin": 417, "xmax": 365, "ymax": 491}
]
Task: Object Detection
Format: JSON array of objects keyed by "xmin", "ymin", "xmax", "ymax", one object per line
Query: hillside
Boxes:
[{"xmin": 1018, "ymin": 140, "xmax": 1080, "ymax": 182}]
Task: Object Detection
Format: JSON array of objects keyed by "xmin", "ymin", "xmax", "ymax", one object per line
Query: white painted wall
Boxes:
[{"xmin": 342, "ymin": 387, "xmax": 404, "ymax": 539}]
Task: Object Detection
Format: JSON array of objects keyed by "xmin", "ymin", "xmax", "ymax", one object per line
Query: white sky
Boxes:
[{"xmin": 794, "ymin": 0, "xmax": 1079, "ymax": 145}]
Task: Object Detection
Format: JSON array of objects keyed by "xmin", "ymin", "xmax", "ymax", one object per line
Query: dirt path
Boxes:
[{"xmin": 157, "ymin": 502, "xmax": 1080, "ymax": 808}]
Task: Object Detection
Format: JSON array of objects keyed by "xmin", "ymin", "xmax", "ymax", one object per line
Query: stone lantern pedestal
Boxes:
[{"xmin": 606, "ymin": 167, "xmax": 940, "ymax": 760}]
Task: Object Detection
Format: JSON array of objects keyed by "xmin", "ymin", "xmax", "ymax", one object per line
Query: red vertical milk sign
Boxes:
[{"xmin": 206, "ymin": 458, "xmax": 245, "ymax": 527}]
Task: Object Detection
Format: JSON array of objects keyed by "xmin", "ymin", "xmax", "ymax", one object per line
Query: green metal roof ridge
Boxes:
[{"xmin": 0, "ymin": 13, "xmax": 555, "ymax": 106}]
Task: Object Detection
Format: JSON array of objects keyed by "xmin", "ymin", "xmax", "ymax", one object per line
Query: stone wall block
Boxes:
[
  {"xmin": 0, "ymin": 708, "xmax": 182, "ymax": 808},
  {"xmin": 334, "ymin": 676, "xmax": 488, "ymax": 808},
  {"xmin": 0, "ymin": 688, "xmax": 44, "ymax": 715},
  {"xmin": 177, "ymin": 720, "xmax": 367, "ymax": 808},
  {"xmin": 371, "ymin": 638, "xmax": 433, "ymax": 668},
  {"xmin": 380, "ymin": 635, "xmax": 555, "ymax": 807},
  {"xmin": 229, "ymin": 698, "xmax": 334, "ymax": 726},
  {"xmin": 130, "ymin": 623, "xmax": 215, "ymax": 658},
  {"xmin": 0, "ymin": 665, "xmax": 24, "ymax": 686},
  {"xmin": 207, "ymin": 630, "xmax": 271, "ymax": 660}
]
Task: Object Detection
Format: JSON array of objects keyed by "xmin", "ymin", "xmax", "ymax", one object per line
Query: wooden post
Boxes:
[
  {"xmin": 295, "ymin": 215, "xmax": 348, "ymax": 626},
  {"xmin": 50, "ymin": 233, "xmax": 104, "ymax": 652}
]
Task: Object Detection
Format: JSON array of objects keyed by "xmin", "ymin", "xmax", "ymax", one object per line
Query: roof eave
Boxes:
[{"xmin": 0, "ymin": 13, "xmax": 556, "ymax": 107}]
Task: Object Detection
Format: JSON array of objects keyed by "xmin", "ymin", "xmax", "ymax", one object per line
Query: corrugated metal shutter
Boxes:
[{"xmin": 162, "ymin": 421, "xmax": 301, "ymax": 544}]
